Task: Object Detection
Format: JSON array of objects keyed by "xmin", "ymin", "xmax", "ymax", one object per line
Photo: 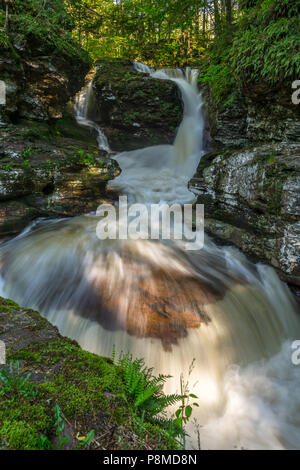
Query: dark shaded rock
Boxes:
[
  {"xmin": 0, "ymin": 32, "xmax": 90, "ymax": 123},
  {"xmin": 194, "ymin": 80, "xmax": 300, "ymax": 283},
  {"xmin": 201, "ymin": 84, "xmax": 300, "ymax": 148},
  {"xmin": 92, "ymin": 58, "xmax": 183, "ymax": 151},
  {"xmin": 0, "ymin": 120, "xmax": 120, "ymax": 236}
]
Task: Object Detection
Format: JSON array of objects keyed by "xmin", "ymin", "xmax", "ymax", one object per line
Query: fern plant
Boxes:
[
  {"xmin": 114, "ymin": 351, "xmax": 201, "ymax": 448},
  {"xmin": 116, "ymin": 352, "xmax": 183, "ymax": 420}
]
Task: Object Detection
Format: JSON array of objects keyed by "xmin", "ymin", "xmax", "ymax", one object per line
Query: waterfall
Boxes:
[
  {"xmin": 75, "ymin": 81, "xmax": 111, "ymax": 153},
  {"xmin": 0, "ymin": 63, "xmax": 299, "ymax": 450},
  {"xmin": 109, "ymin": 64, "xmax": 204, "ymax": 204}
]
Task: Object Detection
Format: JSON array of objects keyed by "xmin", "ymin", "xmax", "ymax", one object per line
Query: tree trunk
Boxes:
[
  {"xmin": 226, "ymin": 0, "xmax": 232, "ymax": 24},
  {"xmin": 213, "ymin": 0, "xmax": 220, "ymax": 31}
]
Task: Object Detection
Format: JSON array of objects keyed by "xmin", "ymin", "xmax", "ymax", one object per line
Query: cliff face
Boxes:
[
  {"xmin": 0, "ymin": 121, "xmax": 119, "ymax": 236},
  {"xmin": 191, "ymin": 84, "xmax": 300, "ymax": 284}
]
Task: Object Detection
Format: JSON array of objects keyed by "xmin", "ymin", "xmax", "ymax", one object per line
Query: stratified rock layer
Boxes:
[
  {"xmin": 0, "ymin": 120, "xmax": 119, "ymax": 235},
  {"xmin": 193, "ymin": 84, "xmax": 300, "ymax": 282}
]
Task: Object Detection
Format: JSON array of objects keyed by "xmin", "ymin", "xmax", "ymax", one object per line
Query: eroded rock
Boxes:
[
  {"xmin": 190, "ymin": 142, "xmax": 300, "ymax": 280},
  {"xmin": 0, "ymin": 32, "xmax": 90, "ymax": 123}
]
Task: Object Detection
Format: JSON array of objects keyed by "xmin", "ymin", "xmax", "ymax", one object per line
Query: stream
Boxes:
[{"xmin": 0, "ymin": 63, "xmax": 299, "ymax": 450}]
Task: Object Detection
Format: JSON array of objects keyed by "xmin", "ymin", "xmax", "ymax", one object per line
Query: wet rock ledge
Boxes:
[
  {"xmin": 0, "ymin": 120, "xmax": 120, "ymax": 236},
  {"xmin": 92, "ymin": 58, "xmax": 183, "ymax": 151}
]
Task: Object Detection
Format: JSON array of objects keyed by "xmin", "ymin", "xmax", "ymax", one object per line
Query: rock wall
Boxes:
[
  {"xmin": 192, "ymin": 84, "xmax": 300, "ymax": 283},
  {"xmin": 92, "ymin": 58, "xmax": 183, "ymax": 151},
  {"xmin": 0, "ymin": 33, "xmax": 90, "ymax": 123},
  {"xmin": 0, "ymin": 120, "xmax": 119, "ymax": 236},
  {"xmin": 0, "ymin": 32, "xmax": 120, "ymax": 236}
]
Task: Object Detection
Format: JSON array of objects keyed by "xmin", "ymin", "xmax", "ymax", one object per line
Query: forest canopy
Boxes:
[{"xmin": 0, "ymin": 0, "xmax": 299, "ymax": 102}]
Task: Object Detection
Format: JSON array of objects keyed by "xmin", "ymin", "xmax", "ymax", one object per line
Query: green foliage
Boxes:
[
  {"xmin": 116, "ymin": 352, "xmax": 182, "ymax": 420},
  {"xmin": 1, "ymin": 0, "xmax": 90, "ymax": 63},
  {"xmin": 76, "ymin": 149, "xmax": 105, "ymax": 167},
  {"xmin": 0, "ymin": 363, "xmax": 52, "ymax": 450},
  {"xmin": 37, "ymin": 405, "xmax": 95, "ymax": 450},
  {"xmin": 54, "ymin": 404, "xmax": 71, "ymax": 450},
  {"xmin": 199, "ymin": 0, "xmax": 300, "ymax": 103},
  {"xmin": 36, "ymin": 404, "xmax": 95, "ymax": 450},
  {"xmin": 77, "ymin": 429, "xmax": 96, "ymax": 449},
  {"xmin": 36, "ymin": 432, "xmax": 53, "ymax": 450},
  {"xmin": 230, "ymin": 16, "xmax": 299, "ymax": 86},
  {"xmin": 66, "ymin": 0, "xmax": 208, "ymax": 66},
  {"xmin": 173, "ymin": 359, "xmax": 200, "ymax": 449},
  {"xmin": 0, "ymin": 361, "xmax": 37, "ymax": 399},
  {"xmin": 114, "ymin": 351, "xmax": 188, "ymax": 448},
  {"xmin": 198, "ymin": 61, "xmax": 234, "ymax": 104},
  {"xmin": 0, "ymin": 29, "xmax": 9, "ymax": 49},
  {"xmin": 22, "ymin": 146, "xmax": 34, "ymax": 160},
  {"xmin": 0, "ymin": 295, "xmax": 184, "ymax": 450}
]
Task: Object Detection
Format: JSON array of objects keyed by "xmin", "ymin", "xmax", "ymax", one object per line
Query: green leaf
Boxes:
[{"xmin": 185, "ymin": 405, "xmax": 192, "ymax": 418}]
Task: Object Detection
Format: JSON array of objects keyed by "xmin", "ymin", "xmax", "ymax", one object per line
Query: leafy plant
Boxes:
[
  {"xmin": 0, "ymin": 361, "xmax": 37, "ymax": 399},
  {"xmin": 53, "ymin": 404, "xmax": 70, "ymax": 450},
  {"xmin": 173, "ymin": 359, "xmax": 199, "ymax": 449},
  {"xmin": 112, "ymin": 350, "xmax": 186, "ymax": 449},
  {"xmin": 116, "ymin": 352, "xmax": 182, "ymax": 420},
  {"xmin": 36, "ymin": 404, "xmax": 95, "ymax": 450},
  {"xmin": 76, "ymin": 429, "xmax": 95, "ymax": 449},
  {"xmin": 0, "ymin": 164, "xmax": 13, "ymax": 170},
  {"xmin": 36, "ymin": 433, "xmax": 52, "ymax": 450},
  {"xmin": 23, "ymin": 160, "xmax": 31, "ymax": 170},
  {"xmin": 22, "ymin": 146, "xmax": 33, "ymax": 160}
]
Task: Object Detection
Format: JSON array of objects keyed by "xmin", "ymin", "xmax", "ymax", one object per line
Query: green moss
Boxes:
[
  {"xmin": 0, "ymin": 298, "xmax": 19, "ymax": 313},
  {"xmin": 0, "ymin": 293, "xmax": 181, "ymax": 450},
  {"xmin": 0, "ymin": 420, "xmax": 40, "ymax": 450},
  {"xmin": 0, "ymin": 395, "xmax": 53, "ymax": 450},
  {"xmin": 4, "ymin": 337, "xmax": 180, "ymax": 449},
  {"xmin": 9, "ymin": 340, "xmax": 125, "ymax": 421}
]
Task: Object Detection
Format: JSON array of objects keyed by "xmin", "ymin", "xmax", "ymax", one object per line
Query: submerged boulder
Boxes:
[{"xmin": 92, "ymin": 58, "xmax": 183, "ymax": 151}]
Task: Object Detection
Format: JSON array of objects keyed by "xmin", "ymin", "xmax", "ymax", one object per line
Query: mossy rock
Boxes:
[
  {"xmin": 0, "ymin": 121, "xmax": 120, "ymax": 236},
  {"xmin": 92, "ymin": 58, "xmax": 183, "ymax": 151},
  {"xmin": 0, "ymin": 297, "xmax": 181, "ymax": 450}
]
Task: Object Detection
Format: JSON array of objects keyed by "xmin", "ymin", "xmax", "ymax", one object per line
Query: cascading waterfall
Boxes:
[
  {"xmin": 0, "ymin": 63, "xmax": 299, "ymax": 450},
  {"xmin": 75, "ymin": 80, "xmax": 111, "ymax": 153},
  {"xmin": 109, "ymin": 63, "xmax": 204, "ymax": 204}
]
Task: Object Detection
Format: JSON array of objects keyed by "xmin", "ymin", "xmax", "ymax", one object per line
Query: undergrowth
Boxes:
[{"xmin": 199, "ymin": 0, "xmax": 300, "ymax": 103}]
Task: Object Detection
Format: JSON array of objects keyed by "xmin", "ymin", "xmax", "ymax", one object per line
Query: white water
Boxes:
[
  {"xmin": 75, "ymin": 80, "xmax": 111, "ymax": 153},
  {"xmin": 0, "ymin": 63, "xmax": 299, "ymax": 450},
  {"xmin": 109, "ymin": 63, "xmax": 204, "ymax": 204}
]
